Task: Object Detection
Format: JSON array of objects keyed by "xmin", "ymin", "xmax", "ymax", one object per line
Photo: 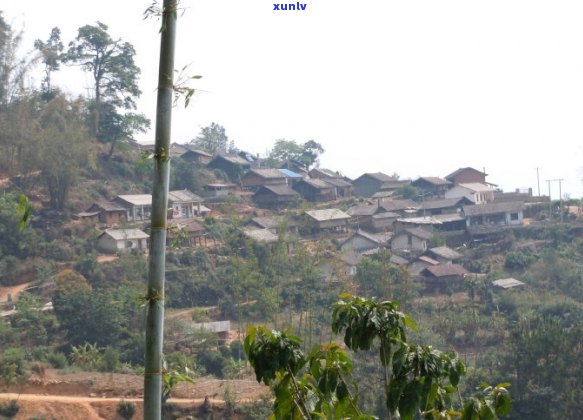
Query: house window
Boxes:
[{"xmin": 510, "ymin": 213, "xmax": 519, "ymax": 221}]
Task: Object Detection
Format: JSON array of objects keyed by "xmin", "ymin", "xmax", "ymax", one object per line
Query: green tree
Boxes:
[
  {"xmin": 34, "ymin": 27, "xmax": 63, "ymax": 98},
  {"xmin": 246, "ymin": 295, "xmax": 512, "ymax": 420},
  {"xmin": 190, "ymin": 122, "xmax": 231, "ymax": 154},
  {"xmin": 64, "ymin": 22, "xmax": 147, "ymax": 154},
  {"xmin": 268, "ymin": 139, "xmax": 325, "ymax": 170},
  {"xmin": 36, "ymin": 95, "xmax": 93, "ymax": 209},
  {"xmin": 0, "ymin": 13, "xmax": 32, "ymax": 110}
]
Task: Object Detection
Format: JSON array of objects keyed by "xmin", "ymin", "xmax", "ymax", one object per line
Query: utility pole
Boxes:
[
  {"xmin": 557, "ymin": 178, "xmax": 564, "ymax": 222},
  {"xmin": 546, "ymin": 180, "xmax": 552, "ymax": 220},
  {"xmin": 536, "ymin": 167, "xmax": 541, "ymax": 197}
]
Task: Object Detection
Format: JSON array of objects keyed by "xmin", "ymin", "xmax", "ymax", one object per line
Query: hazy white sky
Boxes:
[{"xmin": 4, "ymin": 1, "xmax": 583, "ymax": 198}]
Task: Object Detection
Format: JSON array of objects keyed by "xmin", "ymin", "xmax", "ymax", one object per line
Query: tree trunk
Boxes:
[{"xmin": 143, "ymin": 1, "xmax": 177, "ymax": 419}]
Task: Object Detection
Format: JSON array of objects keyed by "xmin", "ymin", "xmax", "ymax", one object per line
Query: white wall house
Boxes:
[
  {"xmin": 444, "ymin": 183, "xmax": 494, "ymax": 204},
  {"xmin": 98, "ymin": 229, "xmax": 149, "ymax": 253},
  {"xmin": 463, "ymin": 202, "xmax": 525, "ymax": 227}
]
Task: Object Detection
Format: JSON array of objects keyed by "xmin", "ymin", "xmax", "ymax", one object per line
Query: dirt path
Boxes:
[{"xmin": 0, "ymin": 392, "xmax": 225, "ymax": 404}]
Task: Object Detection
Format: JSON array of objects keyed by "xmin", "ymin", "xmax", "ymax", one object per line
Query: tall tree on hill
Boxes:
[
  {"xmin": 0, "ymin": 12, "xmax": 31, "ymax": 110},
  {"xmin": 64, "ymin": 22, "xmax": 148, "ymax": 156},
  {"xmin": 190, "ymin": 122, "xmax": 232, "ymax": 154},
  {"xmin": 34, "ymin": 27, "xmax": 63, "ymax": 100}
]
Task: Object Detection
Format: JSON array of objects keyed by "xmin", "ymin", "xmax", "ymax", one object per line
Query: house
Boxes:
[
  {"xmin": 293, "ymin": 178, "xmax": 336, "ymax": 202},
  {"xmin": 371, "ymin": 211, "xmax": 401, "ymax": 232},
  {"xmin": 240, "ymin": 168, "xmax": 288, "ymax": 190},
  {"xmin": 203, "ymin": 183, "xmax": 237, "ymax": 199},
  {"xmin": 340, "ymin": 229, "xmax": 392, "ymax": 253},
  {"xmin": 394, "ymin": 213, "xmax": 467, "ymax": 234},
  {"xmin": 169, "ymin": 143, "xmax": 192, "ymax": 158},
  {"xmin": 168, "ymin": 189, "xmax": 205, "ymax": 218},
  {"xmin": 445, "ymin": 167, "xmax": 487, "ymax": 186},
  {"xmin": 278, "ymin": 160, "xmax": 309, "ymax": 177},
  {"xmin": 347, "ymin": 203, "xmax": 382, "ymax": 229},
  {"xmin": 79, "ymin": 200, "xmax": 128, "ymax": 226},
  {"xmin": 445, "ymin": 183, "xmax": 494, "ymax": 204},
  {"xmin": 180, "ymin": 148, "xmax": 213, "ymax": 165},
  {"xmin": 97, "ymin": 228, "xmax": 149, "ymax": 253},
  {"xmin": 278, "ymin": 168, "xmax": 304, "ymax": 186},
  {"xmin": 409, "ymin": 255, "xmax": 440, "ymax": 276},
  {"xmin": 319, "ymin": 250, "xmax": 364, "ymax": 283},
  {"xmin": 250, "ymin": 215, "xmax": 300, "ymax": 235},
  {"xmin": 323, "ymin": 177, "xmax": 353, "ymax": 197},
  {"xmin": 352, "ymin": 172, "xmax": 400, "ymax": 197},
  {"xmin": 421, "ymin": 264, "xmax": 469, "ymax": 293},
  {"xmin": 411, "ymin": 177, "xmax": 452, "ymax": 198},
  {"xmin": 252, "ymin": 184, "xmax": 299, "ymax": 209},
  {"xmin": 427, "ymin": 246, "xmax": 464, "ymax": 264},
  {"xmin": 167, "ymin": 218, "xmax": 207, "ymax": 247},
  {"xmin": 309, "ymin": 168, "xmax": 341, "ymax": 179},
  {"xmin": 243, "ymin": 228, "xmax": 294, "ymax": 254},
  {"xmin": 192, "ymin": 320, "xmax": 231, "ymax": 343},
  {"xmin": 113, "ymin": 194, "xmax": 152, "ymax": 221},
  {"xmin": 418, "ymin": 197, "xmax": 472, "ymax": 216},
  {"xmin": 391, "ymin": 227, "xmax": 432, "ymax": 252},
  {"xmin": 305, "ymin": 208, "xmax": 351, "ymax": 232},
  {"xmin": 206, "ymin": 154, "xmax": 251, "ymax": 182},
  {"xmin": 463, "ymin": 201, "xmax": 525, "ymax": 227},
  {"xmin": 379, "ymin": 199, "xmax": 419, "ymax": 216}
]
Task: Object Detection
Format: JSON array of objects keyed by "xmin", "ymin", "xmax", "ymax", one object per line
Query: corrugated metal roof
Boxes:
[
  {"xmin": 103, "ymin": 228, "xmax": 149, "ymax": 240},
  {"xmin": 278, "ymin": 168, "xmax": 303, "ymax": 178},
  {"xmin": 116, "ymin": 194, "xmax": 152, "ymax": 206},
  {"xmin": 246, "ymin": 168, "xmax": 287, "ymax": 179},
  {"xmin": 306, "ymin": 208, "xmax": 351, "ymax": 222},
  {"xmin": 168, "ymin": 189, "xmax": 203, "ymax": 203},
  {"xmin": 258, "ymin": 184, "xmax": 298, "ymax": 196},
  {"xmin": 243, "ymin": 228, "xmax": 279, "ymax": 243},
  {"xmin": 492, "ymin": 278, "xmax": 525, "ymax": 289},
  {"xmin": 463, "ymin": 201, "xmax": 524, "ymax": 216},
  {"xmin": 456, "ymin": 183, "xmax": 493, "ymax": 193},
  {"xmin": 429, "ymin": 246, "xmax": 464, "ymax": 260}
]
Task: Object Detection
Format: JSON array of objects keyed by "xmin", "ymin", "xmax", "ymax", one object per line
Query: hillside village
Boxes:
[{"xmin": 74, "ymin": 141, "xmax": 556, "ymax": 294}]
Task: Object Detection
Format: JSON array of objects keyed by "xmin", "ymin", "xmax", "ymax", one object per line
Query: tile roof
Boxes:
[
  {"xmin": 413, "ymin": 176, "xmax": 451, "ymax": 186},
  {"xmin": 379, "ymin": 199, "xmax": 418, "ymax": 212},
  {"xmin": 88, "ymin": 200, "xmax": 127, "ymax": 212},
  {"xmin": 403, "ymin": 227, "xmax": 433, "ymax": 240},
  {"xmin": 347, "ymin": 203, "xmax": 380, "ymax": 217},
  {"xmin": 445, "ymin": 167, "xmax": 487, "ymax": 180},
  {"xmin": 419, "ymin": 197, "xmax": 468, "ymax": 210},
  {"xmin": 301, "ymin": 178, "xmax": 334, "ymax": 189},
  {"xmin": 356, "ymin": 172, "xmax": 398, "ymax": 183}
]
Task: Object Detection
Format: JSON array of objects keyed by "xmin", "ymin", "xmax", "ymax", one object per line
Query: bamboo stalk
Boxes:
[{"xmin": 143, "ymin": 1, "xmax": 177, "ymax": 419}]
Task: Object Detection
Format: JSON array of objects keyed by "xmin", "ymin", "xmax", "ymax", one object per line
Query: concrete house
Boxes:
[
  {"xmin": 445, "ymin": 167, "xmax": 487, "ymax": 186},
  {"xmin": 391, "ymin": 227, "xmax": 432, "ymax": 252},
  {"xmin": 462, "ymin": 201, "xmax": 525, "ymax": 227},
  {"xmin": 168, "ymin": 189, "xmax": 205, "ymax": 218},
  {"xmin": 445, "ymin": 183, "xmax": 494, "ymax": 204},
  {"xmin": 113, "ymin": 194, "xmax": 152, "ymax": 221},
  {"xmin": 98, "ymin": 229, "xmax": 149, "ymax": 253}
]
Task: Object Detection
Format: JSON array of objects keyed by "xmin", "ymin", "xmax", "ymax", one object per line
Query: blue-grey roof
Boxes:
[{"xmin": 278, "ymin": 168, "xmax": 303, "ymax": 178}]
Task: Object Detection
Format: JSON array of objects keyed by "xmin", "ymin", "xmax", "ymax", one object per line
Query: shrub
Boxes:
[
  {"xmin": 0, "ymin": 400, "xmax": 19, "ymax": 418},
  {"xmin": 117, "ymin": 400, "xmax": 136, "ymax": 419},
  {"xmin": 47, "ymin": 352, "xmax": 68, "ymax": 369}
]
